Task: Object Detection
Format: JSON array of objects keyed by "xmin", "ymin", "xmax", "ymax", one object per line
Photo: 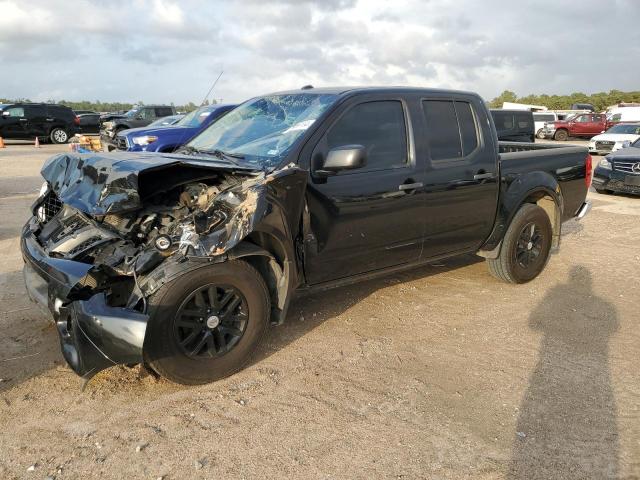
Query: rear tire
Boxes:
[
  {"xmin": 50, "ymin": 128, "xmax": 69, "ymax": 144},
  {"xmin": 595, "ymin": 187, "xmax": 612, "ymax": 195},
  {"xmin": 144, "ymin": 261, "xmax": 270, "ymax": 385},
  {"xmin": 536, "ymin": 129, "xmax": 546, "ymax": 139},
  {"xmin": 553, "ymin": 129, "xmax": 569, "ymax": 141},
  {"xmin": 487, "ymin": 204, "xmax": 552, "ymax": 284}
]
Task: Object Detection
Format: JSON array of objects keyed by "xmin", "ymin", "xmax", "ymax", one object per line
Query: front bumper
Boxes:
[
  {"xmin": 593, "ymin": 167, "xmax": 640, "ymax": 195},
  {"xmin": 21, "ymin": 221, "xmax": 149, "ymax": 379}
]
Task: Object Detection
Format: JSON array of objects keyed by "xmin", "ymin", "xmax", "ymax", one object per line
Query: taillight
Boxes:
[
  {"xmin": 74, "ymin": 116, "xmax": 80, "ymax": 125},
  {"xmin": 585, "ymin": 154, "xmax": 593, "ymax": 187}
]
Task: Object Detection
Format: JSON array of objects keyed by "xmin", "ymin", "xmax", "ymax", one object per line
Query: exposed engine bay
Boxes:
[{"xmin": 33, "ymin": 171, "xmax": 255, "ymax": 310}]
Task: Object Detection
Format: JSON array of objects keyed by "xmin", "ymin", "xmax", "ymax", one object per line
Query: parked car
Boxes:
[
  {"xmin": 100, "ymin": 105, "xmax": 176, "ymax": 148},
  {"xmin": 21, "ymin": 86, "xmax": 591, "ymax": 384},
  {"xmin": 146, "ymin": 114, "xmax": 185, "ymax": 127},
  {"xmin": 588, "ymin": 123, "xmax": 640, "ymax": 155},
  {"xmin": 0, "ymin": 103, "xmax": 79, "ymax": 143},
  {"xmin": 77, "ymin": 113, "xmax": 101, "ymax": 134},
  {"xmin": 542, "ymin": 113, "xmax": 608, "ymax": 141},
  {"xmin": 570, "ymin": 103, "xmax": 596, "ymax": 112},
  {"xmin": 593, "ymin": 139, "xmax": 640, "ymax": 195},
  {"xmin": 533, "ymin": 112, "xmax": 559, "ymax": 139},
  {"xmin": 490, "ymin": 109, "xmax": 535, "ymax": 142},
  {"xmin": 113, "ymin": 104, "xmax": 236, "ymax": 152}
]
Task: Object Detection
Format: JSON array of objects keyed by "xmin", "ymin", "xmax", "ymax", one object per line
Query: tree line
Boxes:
[
  {"xmin": 488, "ymin": 89, "xmax": 640, "ymax": 111},
  {"xmin": 0, "ymin": 98, "xmax": 216, "ymax": 113}
]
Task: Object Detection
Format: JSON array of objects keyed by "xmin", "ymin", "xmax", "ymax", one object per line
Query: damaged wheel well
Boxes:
[{"xmin": 228, "ymin": 232, "xmax": 293, "ymax": 325}]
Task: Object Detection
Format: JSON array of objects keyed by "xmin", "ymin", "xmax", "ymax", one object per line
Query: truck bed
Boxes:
[{"xmin": 497, "ymin": 141, "xmax": 589, "ymax": 222}]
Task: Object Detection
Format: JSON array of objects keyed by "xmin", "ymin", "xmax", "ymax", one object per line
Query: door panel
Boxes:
[
  {"xmin": 26, "ymin": 105, "xmax": 48, "ymax": 138},
  {"xmin": 0, "ymin": 107, "xmax": 29, "ymax": 139},
  {"xmin": 420, "ymin": 99, "xmax": 499, "ymax": 257},
  {"xmin": 303, "ymin": 99, "xmax": 425, "ymax": 285}
]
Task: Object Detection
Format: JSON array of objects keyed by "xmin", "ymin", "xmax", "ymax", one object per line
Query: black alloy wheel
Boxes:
[
  {"xmin": 514, "ymin": 222, "xmax": 544, "ymax": 269},
  {"xmin": 174, "ymin": 284, "xmax": 248, "ymax": 358}
]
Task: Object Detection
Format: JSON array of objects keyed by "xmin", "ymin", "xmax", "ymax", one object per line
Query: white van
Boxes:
[{"xmin": 607, "ymin": 107, "xmax": 640, "ymax": 123}]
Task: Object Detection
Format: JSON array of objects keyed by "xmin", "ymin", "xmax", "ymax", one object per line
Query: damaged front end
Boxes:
[{"xmin": 21, "ymin": 152, "xmax": 306, "ymax": 379}]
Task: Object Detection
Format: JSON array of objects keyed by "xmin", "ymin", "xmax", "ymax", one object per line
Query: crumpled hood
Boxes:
[{"xmin": 41, "ymin": 152, "xmax": 254, "ymax": 215}]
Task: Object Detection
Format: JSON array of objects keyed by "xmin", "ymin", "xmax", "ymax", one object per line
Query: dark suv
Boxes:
[
  {"xmin": 490, "ymin": 109, "xmax": 535, "ymax": 142},
  {"xmin": 0, "ymin": 103, "xmax": 80, "ymax": 143},
  {"xmin": 100, "ymin": 105, "xmax": 176, "ymax": 149}
]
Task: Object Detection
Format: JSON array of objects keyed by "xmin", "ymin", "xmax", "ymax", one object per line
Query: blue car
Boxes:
[{"xmin": 113, "ymin": 104, "xmax": 236, "ymax": 152}]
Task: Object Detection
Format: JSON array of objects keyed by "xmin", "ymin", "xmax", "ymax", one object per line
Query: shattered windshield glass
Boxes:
[{"xmin": 187, "ymin": 93, "xmax": 338, "ymax": 169}]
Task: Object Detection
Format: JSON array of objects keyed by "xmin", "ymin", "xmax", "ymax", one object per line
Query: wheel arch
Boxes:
[
  {"xmin": 227, "ymin": 232, "xmax": 296, "ymax": 326},
  {"xmin": 478, "ymin": 173, "xmax": 563, "ymax": 259}
]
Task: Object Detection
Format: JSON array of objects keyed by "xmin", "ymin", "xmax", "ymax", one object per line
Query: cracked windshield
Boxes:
[{"xmin": 187, "ymin": 93, "xmax": 338, "ymax": 169}]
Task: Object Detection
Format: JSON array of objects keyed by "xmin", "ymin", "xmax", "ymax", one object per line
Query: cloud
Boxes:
[{"xmin": 0, "ymin": 0, "xmax": 639, "ymax": 105}]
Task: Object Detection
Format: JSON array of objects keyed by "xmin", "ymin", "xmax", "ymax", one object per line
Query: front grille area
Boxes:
[
  {"xmin": 115, "ymin": 135, "xmax": 128, "ymax": 150},
  {"xmin": 614, "ymin": 160, "xmax": 640, "ymax": 174},
  {"xmin": 67, "ymin": 236, "xmax": 102, "ymax": 257},
  {"xmin": 40, "ymin": 191, "xmax": 63, "ymax": 222},
  {"xmin": 595, "ymin": 141, "xmax": 614, "ymax": 152}
]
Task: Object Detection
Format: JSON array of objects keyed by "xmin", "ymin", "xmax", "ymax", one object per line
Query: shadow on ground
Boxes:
[
  {"xmin": 252, "ymin": 254, "xmax": 483, "ymax": 366},
  {"xmin": 508, "ymin": 265, "xmax": 619, "ymax": 479}
]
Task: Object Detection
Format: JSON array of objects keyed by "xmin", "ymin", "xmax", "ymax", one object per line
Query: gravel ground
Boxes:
[{"xmin": 0, "ymin": 141, "xmax": 638, "ymax": 479}]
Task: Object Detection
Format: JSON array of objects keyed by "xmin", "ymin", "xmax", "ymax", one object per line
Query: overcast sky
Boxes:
[{"xmin": 1, "ymin": 0, "xmax": 639, "ymax": 105}]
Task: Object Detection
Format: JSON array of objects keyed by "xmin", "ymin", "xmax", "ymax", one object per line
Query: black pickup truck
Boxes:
[{"xmin": 21, "ymin": 87, "xmax": 592, "ymax": 385}]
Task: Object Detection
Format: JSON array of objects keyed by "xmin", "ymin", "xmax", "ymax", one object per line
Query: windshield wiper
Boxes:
[
  {"xmin": 209, "ymin": 149, "xmax": 245, "ymax": 160},
  {"xmin": 176, "ymin": 146, "xmax": 245, "ymax": 166}
]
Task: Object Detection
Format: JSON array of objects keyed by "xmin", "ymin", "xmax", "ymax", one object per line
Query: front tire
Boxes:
[
  {"xmin": 595, "ymin": 187, "xmax": 613, "ymax": 195},
  {"xmin": 553, "ymin": 129, "xmax": 569, "ymax": 141},
  {"xmin": 50, "ymin": 128, "xmax": 69, "ymax": 144},
  {"xmin": 144, "ymin": 261, "xmax": 270, "ymax": 385},
  {"xmin": 487, "ymin": 204, "xmax": 552, "ymax": 284}
]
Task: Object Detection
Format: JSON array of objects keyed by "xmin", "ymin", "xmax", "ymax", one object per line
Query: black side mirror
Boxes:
[{"xmin": 316, "ymin": 145, "xmax": 366, "ymax": 177}]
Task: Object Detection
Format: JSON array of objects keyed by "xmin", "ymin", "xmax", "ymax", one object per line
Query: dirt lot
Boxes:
[{"xmin": 0, "ymin": 141, "xmax": 638, "ymax": 479}]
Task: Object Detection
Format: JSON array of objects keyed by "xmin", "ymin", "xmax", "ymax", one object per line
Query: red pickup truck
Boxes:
[{"xmin": 543, "ymin": 113, "xmax": 608, "ymax": 141}]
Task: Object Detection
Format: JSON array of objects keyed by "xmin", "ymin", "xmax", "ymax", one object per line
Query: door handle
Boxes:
[
  {"xmin": 398, "ymin": 182, "xmax": 423, "ymax": 191},
  {"xmin": 46, "ymin": 118, "xmax": 54, "ymax": 121},
  {"xmin": 19, "ymin": 118, "xmax": 28, "ymax": 122},
  {"xmin": 473, "ymin": 172, "xmax": 495, "ymax": 180}
]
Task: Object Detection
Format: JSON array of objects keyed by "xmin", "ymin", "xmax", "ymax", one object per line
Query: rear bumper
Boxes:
[
  {"xmin": 21, "ymin": 222, "xmax": 149, "ymax": 379},
  {"xmin": 575, "ymin": 201, "xmax": 591, "ymax": 220}
]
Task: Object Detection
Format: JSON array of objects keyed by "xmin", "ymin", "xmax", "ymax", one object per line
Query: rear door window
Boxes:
[
  {"xmin": 455, "ymin": 101, "xmax": 478, "ymax": 155},
  {"xmin": 326, "ymin": 100, "xmax": 408, "ymax": 172},
  {"xmin": 515, "ymin": 113, "xmax": 533, "ymax": 129},
  {"xmin": 423, "ymin": 100, "xmax": 462, "ymax": 159},
  {"xmin": 423, "ymin": 100, "xmax": 480, "ymax": 160}
]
